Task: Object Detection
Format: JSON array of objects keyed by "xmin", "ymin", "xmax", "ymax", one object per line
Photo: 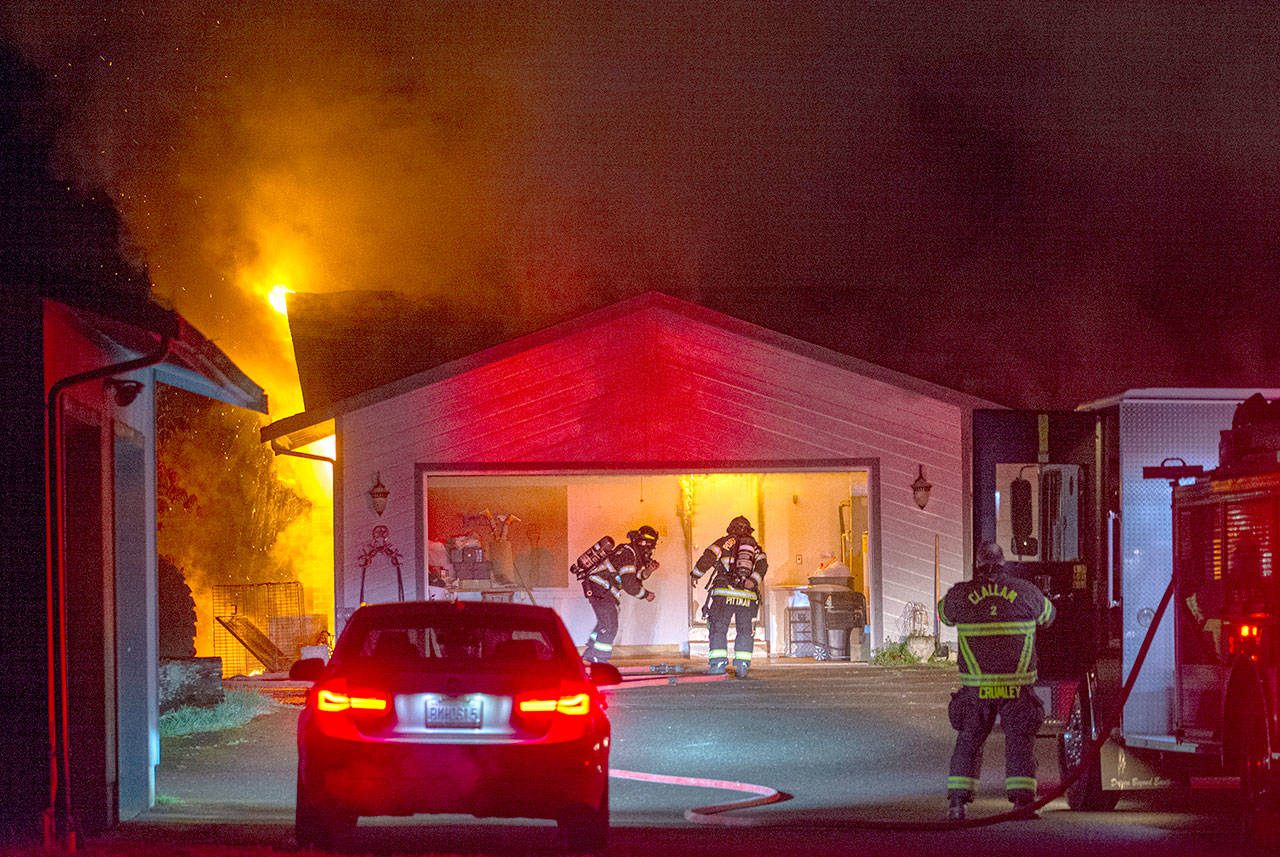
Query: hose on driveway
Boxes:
[{"xmin": 608, "ymin": 579, "xmax": 1174, "ymax": 830}]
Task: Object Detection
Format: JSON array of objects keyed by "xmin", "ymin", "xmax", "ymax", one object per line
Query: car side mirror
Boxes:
[
  {"xmin": 289, "ymin": 657, "xmax": 325, "ymax": 682},
  {"xmin": 587, "ymin": 662, "xmax": 622, "ymax": 687}
]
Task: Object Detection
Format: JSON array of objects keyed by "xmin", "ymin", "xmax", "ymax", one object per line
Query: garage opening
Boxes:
[{"xmin": 414, "ymin": 467, "xmax": 878, "ymax": 661}]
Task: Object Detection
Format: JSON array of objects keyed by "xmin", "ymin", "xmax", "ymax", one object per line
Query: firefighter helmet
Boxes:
[
  {"xmin": 631, "ymin": 525, "xmax": 659, "ymax": 547},
  {"xmin": 630, "ymin": 525, "xmax": 659, "ymax": 577},
  {"xmin": 976, "ymin": 541, "xmax": 1005, "ymax": 575},
  {"xmin": 727, "ymin": 516, "xmax": 754, "ymax": 537}
]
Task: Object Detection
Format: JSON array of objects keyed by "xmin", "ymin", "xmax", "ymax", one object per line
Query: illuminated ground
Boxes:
[{"xmin": 47, "ymin": 662, "xmax": 1258, "ymax": 856}]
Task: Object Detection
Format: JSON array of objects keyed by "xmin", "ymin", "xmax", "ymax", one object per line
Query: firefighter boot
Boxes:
[
  {"xmin": 1010, "ymin": 793, "xmax": 1039, "ymax": 819},
  {"xmin": 947, "ymin": 796, "xmax": 966, "ymax": 820},
  {"xmin": 734, "ymin": 663, "xmax": 748, "ymax": 679},
  {"xmin": 707, "ymin": 661, "xmax": 727, "ymax": 675}
]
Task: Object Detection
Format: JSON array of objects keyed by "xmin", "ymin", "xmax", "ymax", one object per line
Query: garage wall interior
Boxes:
[{"xmin": 406, "ymin": 470, "xmax": 869, "ymax": 655}]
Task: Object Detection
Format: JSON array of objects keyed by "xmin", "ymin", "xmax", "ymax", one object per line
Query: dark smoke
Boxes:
[{"xmin": 3, "ymin": 2, "xmax": 1278, "ymax": 409}]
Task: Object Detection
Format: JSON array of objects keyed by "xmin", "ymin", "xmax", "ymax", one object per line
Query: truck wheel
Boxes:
[
  {"xmin": 1238, "ymin": 701, "xmax": 1279, "ymax": 849},
  {"xmin": 296, "ymin": 773, "xmax": 357, "ymax": 849},
  {"xmin": 1059, "ymin": 687, "xmax": 1119, "ymax": 811}
]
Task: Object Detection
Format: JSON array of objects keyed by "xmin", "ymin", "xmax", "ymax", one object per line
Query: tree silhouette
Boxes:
[{"xmin": 157, "ymin": 556, "xmax": 196, "ymax": 658}]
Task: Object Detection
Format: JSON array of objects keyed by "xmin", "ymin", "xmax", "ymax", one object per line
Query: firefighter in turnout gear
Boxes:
[
  {"xmin": 691, "ymin": 516, "xmax": 767, "ymax": 678},
  {"xmin": 581, "ymin": 526, "xmax": 659, "ymax": 663},
  {"xmin": 939, "ymin": 541, "xmax": 1056, "ymax": 819}
]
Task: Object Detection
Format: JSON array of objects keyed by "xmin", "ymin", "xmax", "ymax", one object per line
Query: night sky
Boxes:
[{"xmin": 4, "ymin": 2, "xmax": 1279, "ymax": 411}]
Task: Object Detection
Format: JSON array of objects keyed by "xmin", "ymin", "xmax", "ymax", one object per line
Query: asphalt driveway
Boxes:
[{"xmin": 71, "ymin": 661, "xmax": 1254, "ymax": 856}]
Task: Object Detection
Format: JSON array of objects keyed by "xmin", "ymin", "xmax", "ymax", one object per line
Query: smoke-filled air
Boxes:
[
  {"xmin": 7, "ymin": 2, "xmax": 1280, "ymax": 413},
  {"xmin": 6, "ymin": 3, "xmax": 1280, "ymax": 653}
]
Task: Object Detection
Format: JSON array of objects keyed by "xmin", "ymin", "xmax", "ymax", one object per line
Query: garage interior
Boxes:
[{"xmin": 418, "ymin": 469, "xmax": 872, "ymax": 661}]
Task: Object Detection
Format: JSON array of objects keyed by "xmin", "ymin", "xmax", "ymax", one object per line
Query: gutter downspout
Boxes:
[
  {"xmin": 44, "ymin": 335, "xmax": 170, "ymax": 851},
  {"xmin": 269, "ymin": 439, "xmax": 335, "ymax": 467}
]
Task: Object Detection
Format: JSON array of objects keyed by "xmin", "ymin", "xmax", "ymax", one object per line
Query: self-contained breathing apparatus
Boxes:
[
  {"xmin": 573, "ymin": 527, "xmax": 660, "ymax": 584},
  {"xmin": 571, "ymin": 536, "xmax": 616, "ymax": 580},
  {"xmin": 698, "ymin": 533, "xmax": 760, "ymax": 619}
]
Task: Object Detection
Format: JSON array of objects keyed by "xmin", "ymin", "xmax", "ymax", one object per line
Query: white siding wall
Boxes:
[
  {"xmin": 339, "ymin": 306, "xmax": 970, "ymax": 648},
  {"xmin": 647, "ymin": 309, "xmax": 967, "ymax": 644}
]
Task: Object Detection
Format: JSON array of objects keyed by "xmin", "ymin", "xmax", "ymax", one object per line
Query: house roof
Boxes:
[
  {"xmin": 285, "ymin": 289, "xmax": 509, "ymax": 414},
  {"xmin": 263, "ymin": 290, "xmax": 995, "ymax": 448},
  {"xmin": 55, "ymin": 293, "xmax": 268, "ymax": 414}
]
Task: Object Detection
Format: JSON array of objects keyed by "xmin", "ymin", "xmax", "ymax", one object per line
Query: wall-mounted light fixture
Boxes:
[
  {"xmin": 105, "ymin": 378, "xmax": 145, "ymax": 407},
  {"xmin": 911, "ymin": 464, "xmax": 932, "ymax": 510},
  {"xmin": 369, "ymin": 472, "xmax": 390, "ymax": 516}
]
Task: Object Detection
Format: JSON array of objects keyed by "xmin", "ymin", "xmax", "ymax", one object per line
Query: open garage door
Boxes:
[{"xmin": 415, "ymin": 466, "xmax": 877, "ymax": 661}]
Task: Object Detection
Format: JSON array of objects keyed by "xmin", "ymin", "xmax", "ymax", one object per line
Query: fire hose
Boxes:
[
  {"xmin": 609, "ymin": 767, "xmax": 788, "ymax": 825},
  {"xmin": 607, "ymin": 579, "xmax": 1175, "ymax": 830}
]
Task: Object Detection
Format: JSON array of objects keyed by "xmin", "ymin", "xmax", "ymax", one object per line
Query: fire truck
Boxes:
[{"xmin": 971, "ymin": 390, "xmax": 1280, "ymax": 820}]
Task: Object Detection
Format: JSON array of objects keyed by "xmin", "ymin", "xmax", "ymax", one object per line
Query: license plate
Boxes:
[{"xmin": 427, "ymin": 698, "xmax": 482, "ymax": 728}]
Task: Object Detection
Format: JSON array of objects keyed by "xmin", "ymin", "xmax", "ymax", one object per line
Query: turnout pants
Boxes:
[
  {"xmin": 947, "ymin": 685, "xmax": 1044, "ymax": 803},
  {"xmin": 707, "ymin": 596, "xmax": 757, "ymax": 670},
  {"xmin": 582, "ymin": 593, "xmax": 620, "ymax": 663}
]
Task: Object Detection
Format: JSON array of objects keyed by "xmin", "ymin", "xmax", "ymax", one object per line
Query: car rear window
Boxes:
[{"xmin": 333, "ymin": 614, "xmax": 567, "ymax": 672}]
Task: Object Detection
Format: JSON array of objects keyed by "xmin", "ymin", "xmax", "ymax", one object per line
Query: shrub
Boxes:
[
  {"xmin": 158, "ymin": 689, "xmax": 279, "ymax": 737},
  {"xmin": 869, "ymin": 640, "xmax": 922, "ymax": 666}
]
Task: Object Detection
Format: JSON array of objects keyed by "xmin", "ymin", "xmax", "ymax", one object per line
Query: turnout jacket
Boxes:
[
  {"xmin": 583, "ymin": 543, "xmax": 653, "ymax": 603},
  {"xmin": 938, "ymin": 571, "xmax": 1056, "ymax": 689},
  {"xmin": 691, "ymin": 535, "xmax": 767, "ymax": 604}
]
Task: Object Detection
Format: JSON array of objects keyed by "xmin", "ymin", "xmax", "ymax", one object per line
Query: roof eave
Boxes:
[{"xmin": 55, "ymin": 298, "xmax": 268, "ymax": 414}]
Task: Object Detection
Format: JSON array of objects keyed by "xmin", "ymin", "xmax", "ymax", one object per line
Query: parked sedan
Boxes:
[{"xmin": 289, "ymin": 600, "xmax": 621, "ymax": 851}]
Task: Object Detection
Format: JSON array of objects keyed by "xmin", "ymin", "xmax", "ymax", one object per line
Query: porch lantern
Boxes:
[
  {"xmin": 369, "ymin": 472, "xmax": 390, "ymax": 516},
  {"xmin": 911, "ymin": 465, "xmax": 932, "ymax": 510}
]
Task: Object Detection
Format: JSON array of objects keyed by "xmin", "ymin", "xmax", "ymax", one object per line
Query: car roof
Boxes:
[{"xmin": 348, "ymin": 600, "xmax": 562, "ymax": 625}]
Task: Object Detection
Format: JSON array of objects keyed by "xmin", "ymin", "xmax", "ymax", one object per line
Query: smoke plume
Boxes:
[{"xmin": 4, "ymin": 1, "xmax": 1278, "ymax": 410}]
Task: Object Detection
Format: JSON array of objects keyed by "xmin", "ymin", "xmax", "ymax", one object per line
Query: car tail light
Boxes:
[
  {"xmin": 311, "ymin": 678, "xmax": 392, "ymax": 737},
  {"xmin": 518, "ymin": 692, "xmax": 591, "ymax": 716},
  {"xmin": 317, "ymin": 686, "xmax": 390, "ymax": 713},
  {"xmin": 514, "ymin": 685, "xmax": 598, "ymax": 740}
]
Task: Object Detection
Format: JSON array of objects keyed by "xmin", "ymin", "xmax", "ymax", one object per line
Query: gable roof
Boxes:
[
  {"xmin": 285, "ymin": 290, "xmax": 509, "ymax": 413},
  {"xmin": 263, "ymin": 291, "xmax": 994, "ymax": 448}
]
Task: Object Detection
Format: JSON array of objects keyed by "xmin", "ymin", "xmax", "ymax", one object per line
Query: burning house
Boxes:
[{"xmin": 263, "ymin": 291, "xmax": 994, "ymax": 657}]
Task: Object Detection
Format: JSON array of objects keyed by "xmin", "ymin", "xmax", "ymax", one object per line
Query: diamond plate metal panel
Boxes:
[{"xmin": 1118, "ymin": 399, "xmax": 1238, "ymax": 734}]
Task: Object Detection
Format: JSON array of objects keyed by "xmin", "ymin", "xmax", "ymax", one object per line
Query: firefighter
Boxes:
[
  {"xmin": 938, "ymin": 541, "xmax": 1056, "ymax": 820},
  {"xmin": 691, "ymin": 516, "xmax": 767, "ymax": 678},
  {"xmin": 582, "ymin": 526, "xmax": 659, "ymax": 663}
]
